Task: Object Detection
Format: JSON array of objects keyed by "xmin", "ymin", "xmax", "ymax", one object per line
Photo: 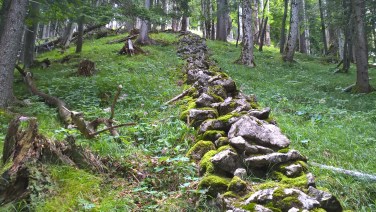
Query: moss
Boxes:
[
  {"xmin": 215, "ymin": 136, "xmax": 229, "ymax": 147},
  {"xmin": 199, "ymin": 150, "xmax": 218, "ymax": 174},
  {"xmin": 264, "ymin": 203, "xmax": 282, "ymax": 212},
  {"xmin": 242, "ymin": 202, "xmax": 256, "ymax": 211},
  {"xmin": 199, "ymin": 107, "xmax": 219, "ymax": 117},
  {"xmin": 217, "ymin": 145, "xmax": 235, "ymax": 152},
  {"xmin": 273, "ymin": 171, "xmax": 308, "ymax": 189},
  {"xmin": 0, "ymin": 160, "xmax": 13, "ymax": 173},
  {"xmin": 311, "ymin": 208, "xmax": 327, "ymax": 212},
  {"xmin": 228, "ymin": 176, "xmax": 247, "ymax": 193},
  {"xmin": 207, "ymin": 85, "xmax": 226, "ymax": 102},
  {"xmin": 179, "ymin": 100, "xmax": 197, "ymax": 121},
  {"xmin": 186, "ymin": 140, "xmax": 216, "ymax": 160},
  {"xmin": 277, "ymin": 148, "xmax": 290, "ymax": 154},
  {"xmin": 272, "ymin": 188, "xmax": 301, "ymax": 210},
  {"xmin": 198, "ymin": 174, "xmax": 231, "ymax": 197},
  {"xmin": 198, "ymin": 130, "xmax": 226, "ymax": 141},
  {"xmin": 223, "ymin": 191, "xmax": 239, "ymax": 198},
  {"xmin": 217, "ymin": 113, "xmax": 241, "ymax": 122}
]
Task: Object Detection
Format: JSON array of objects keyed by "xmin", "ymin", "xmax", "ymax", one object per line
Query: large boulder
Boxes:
[
  {"xmin": 229, "ymin": 136, "xmax": 274, "ymax": 155},
  {"xmin": 211, "ymin": 149, "xmax": 244, "ymax": 175},
  {"xmin": 308, "ymin": 186, "xmax": 343, "ymax": 212},
  {"xmin": 228, "ymin": 115, "xmax": 290, "ymax": 149}
]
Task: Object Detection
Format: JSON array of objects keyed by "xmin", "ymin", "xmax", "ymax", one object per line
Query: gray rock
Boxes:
[
  {"xmin": 229, "ymin": 136, "xmax": 274, "ymax": 155},
  {"xmin": 306, "ymin": 173, "xmax": 316, "ymax": 187},
  {"xmin": 234, "ymin": 168, "xmax": 247, "ymax": 180},
  {"xmin": 244, "ymin": 188, "xmax": 277, "ymax": 204},
  {"xmin": 196, "ymin": 93, "xmax": 216, "ymax": 107},
  {"xmin": 199, "ymin": 119, "xmax": 227, "ymax": 134},
  {"xmin": 287, "ymin": 207, "xmax": 300, "ymax": 212},
  {"xmin": 228, "ymin": 115, "xmax": 290, "ymax": 149},
  {"xmin": 285, "ymin": 164, "xmax": 303, "ymax": 177},
  {"xmin": 232, "ymin": 99, "xmax": 252, "ymax": 113},
  {"xmin": 284, "ymin": 188, "xmax": 320, "ymax": 210},
  {"xmin": 189, "ymin": 109, "xmax": 217, "ymax": 127},
  {"xmin": 211, "ymin": 149, "xmax": 243, "ymax": 175},
  {"xmin": 248, "ymin": 107, "xmax": 271, "ymax": 120},
  {"xmin": 244, "ymin": 150, "xmax": 306, "ymax": 168},
  {"xmin": 308, "ymin": 186, "xmax": 343, "ymax": 212},
  {"xmin": 215, "ymin": 137, "xmax": 230, "ymax": 147},
  {"xmin": 254, "ymin": 205, "xmax": 273, "ymax": 212},
  {"xmin": 212, "ymin": 78, "xmax": 237, "ymax": 94}
]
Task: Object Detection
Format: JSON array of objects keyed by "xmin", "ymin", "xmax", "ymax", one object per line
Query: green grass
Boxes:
[
  {"xmin": 1, "ymin": 32, "xmax": 375, "ymax": 211},
  {"xmin": 207, "ymin": 41, "xmax": 376, "ymax": 211},
  {"xmin": 0, "ymin": 33, "xmax": 209, "ymax": 211}
]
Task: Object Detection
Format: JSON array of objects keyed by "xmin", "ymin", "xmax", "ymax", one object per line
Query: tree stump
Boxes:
[{"xmin": 77, "ymin": 59, "xmax": 95, "ymax": 76}]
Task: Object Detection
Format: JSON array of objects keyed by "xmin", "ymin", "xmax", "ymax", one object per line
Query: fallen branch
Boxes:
[
  {"xmin": 310, "ymin": 162, "xmax": 376, "ymax": 182},
  {"xmin": 89, "ymin": 122, "xmax": 136, "ymax": 137},
  {"xmin": 164, "ymin": 85, "xmax": 196, "ymax": 105},
  {"xmin": 16, "ymin": 65, "xmax": 135, "ymax": 139},
  {"xmin": 107, "ymin": 34, "xmax": 138, "ymax": 44}
]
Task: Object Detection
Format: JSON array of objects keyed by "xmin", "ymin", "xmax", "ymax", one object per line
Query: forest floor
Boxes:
[{"xmin": 0, "ymin": 32, "xmax": 375, "ymax": 211}]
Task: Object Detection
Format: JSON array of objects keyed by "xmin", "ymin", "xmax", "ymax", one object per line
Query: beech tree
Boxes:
[
  {"xmin": 216, "ymin": 0, "xmax": 229, "ymax": 41},
  {"xmin": 0, "ymin": 0, "xmax": 29, "ymax": 108},
  {"xmin": 136, "ymin": 0, "xmax": 154, "ymax": 45},
  {"xmin": 237, "ymin": 0, "xmax": 255, "ymax": 67}
]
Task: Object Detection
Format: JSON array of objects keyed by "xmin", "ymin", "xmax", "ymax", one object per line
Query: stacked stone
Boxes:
[{"xmin": 177, "ymin": 33, "xmax": 342, "ymax": 212}]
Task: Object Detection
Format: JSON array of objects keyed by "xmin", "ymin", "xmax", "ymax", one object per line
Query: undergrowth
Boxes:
[{"xmin": 208, "ymin": 41, "xmax": 376, "ymax": 211}]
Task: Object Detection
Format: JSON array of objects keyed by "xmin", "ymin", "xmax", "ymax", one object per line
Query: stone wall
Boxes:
[{"xmin": 176, "ymin": 33, "xmax": 343, "ymax": 212}]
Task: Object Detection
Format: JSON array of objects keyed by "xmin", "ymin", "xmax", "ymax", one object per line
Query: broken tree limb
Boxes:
[
  {"xmin": 310, "ymin": 162, "xmax": 376, "ymax": 182},
  {"xmin": 89, "ymin": 122, "xmax": 137, "ymax": 137},
  {"xmin": 16, "ymin": 65, "xmax": 136, "ymax": 139},
  {"xmin": 164, "ymin": 83, "xmax": 198, "ymax": 105}
]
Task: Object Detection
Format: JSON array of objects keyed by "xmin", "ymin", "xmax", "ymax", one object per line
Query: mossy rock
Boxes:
[
  {"xmin": 198, "ymin": 174, "xmax": 231, "ymax": 198},
  {"xmin": 228, "ymin": 176, "xmax": 247, "ymax": 193},
  {"xmin": 186, "ymin": 140, "xmax": 216, "ymax": 161},
  {"xmin": 242, "ymin": 202, "xmax": 257, "ymax": 211},
  {"xmin": 198, "ymin": 130, "xmax": 226, "ymax": 142},
  {"xmin": 207, "ymin": 85, "xmax": 227, "ymax": 102},
  {"xmin": 199, "ymin": 150, "xmax": 218, "ymax": 175},
  {"xmin": 214, "ymin": 137, "xmax": 229, "ymax": 148}
]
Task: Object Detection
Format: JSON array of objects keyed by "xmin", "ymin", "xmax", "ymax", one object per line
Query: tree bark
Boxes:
[
  {"xmin": 23, "ymin": 1, "xmax": 40, "ymax": 68},
  {"xmin": 61, "ymin": 21, "xmax": 75, "ymax": 48},
  {"xmin": 351, "ymin": 0, "xmax": 373, "ymax": 93},
  {"xmin": 259, "ymin": 17, "xmax": 268, "ymax": 51},
  {"xmin": 319, "ymin": 0, "xmax": 328, "ymax": 55},
  {"xmin": 76, "ymin": 16, "xmax": 85, "ymax": 53},
  {"xmin": 280, "ymin": 0, "xmax": 289, "ymax": 53},
  {"xmin": 238, "ymin": 0, "xmax": 255, "ymax": 67},
  {"xmin": 298, "ymin": 0, "xmax": 309, "ymax": 54},
  {"xmin": 161, "ymin": 0, "xmax": 168, "ymax": 31},
  {"xmin": 136, "ymin": 0, "xmax": 154, "ymax": 45},
  {"xmin": 0, "ymin": 0, "xmax": 29, "ymax": 108},
  {"xmin": 181, "ymin": 16, "xmax": 188, "ymax": 31},
  {"xmin": 283, "ymin": 0, "xmax": 300, "ymax": 62},
  {"xmin": 216, "ymin": 0, "xmax": 229, "ymax": 41}
]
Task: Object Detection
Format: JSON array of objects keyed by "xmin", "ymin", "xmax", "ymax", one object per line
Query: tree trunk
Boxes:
[
  {"xmin": 298, "ymin": 0, "xmax": 308, "ymax": 54},
  {"xmin": 76, "ymin": 16, "xmax": 85, "ymax": 53},
  {"xmin": 283, "ymin": 0, "xmax": 300, "ymax": 62},
  {"xmin": 280, "ymin": 0, "xmax": 289, "ymax": 53},
  {"xmin": 351, "ymin": 0, "xmax": 373, "ymax": 93},
  {"xmin": 161, "ymin": 0, "xmax": 168, "ymax": 31},
  {"xmin": 265, "ymin": 0, "xmax": 271, "ymax": 46},
  {"xmin": 181, "ymin": 16, "xmax": 188, "ymax": 31},
  {"xmin": 216, "ymin": 0, "xmax": 229, "ymax": 41},
  {"xmin": 319, "ymin": 0, "xmax": 328, "ymax": 55},
  {"xmin": 136, "ymin": 0, "xmax": 154, "ymax": 45},
  {"xmin": 259, "ymin": 17, "xmax": 268, "ymax": 51},
  {"xmin": 253, "ymin": 0, "xmax": 259, "ymax": 44},
  {"xmin": 341, "ymin": 0, "xmax": 352, "ymax": 72},
  {"xmin": 238, "ymin": 0, "xmax": 255, "ymax": 67},
  {"xmin": 23, "ymin": 1, "xmax": 40, "ymax": 68},
  {"xmin": 61, "ymin": 21, "xmax": 75, "ymax": 48},
  {"xmin": 0, "ymin": 0, "xmax": 29, "ymax": 108}
]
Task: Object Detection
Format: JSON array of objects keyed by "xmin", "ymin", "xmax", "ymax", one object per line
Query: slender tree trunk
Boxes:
[
  {"xmin": 280, "ymin": 0, "xmax": 289, "ymax": 53},
  {"xmin": 319, "ymin": 0, "xmax": 328, "ymax": 55},
  {"xmin": 341, "ymin": 0, "xmax": 352, "ymax": 72},
  {"xmin": 0, "ymin": 0, "xmax": 29, "ymax": 108},
  {"xmin": 259, "ymin": 17, "xmax": 268, "ymax": 51},
  {"xmin": 283, "ymin": 0, "xmax": 300, "ymax": 62},
  {"xmin": 253, "ymin": 0, "xmax": 259, "ymax": 44},
  {"xmin": 161, "ymin": 0, "xmax": 167, "ymax": 31},
  {"xmin": 238, "ymin": 0, "xmax": 255, "ymax": 67},
  {"xmin": 236, "ymin": 2, "xmax": 240, "ymax": 47},
  {"xmin": 24, "ymin": 2, "xmax": 40, "ymax": 68},
  {"xmin": 265, "ymin": 0, "xmax": 271, "ymax": 46},
  {"xmin": 352, "ymin": 0, "xmax": 373, "ymax": 93},
  {"xmin": 299, "ymin": 0, "xmax": 308, "ymax": 54},
  {"xmin": 216, "ymin": 0, "xmax": 229, "ymax": 41},
  {"xmin": 76, "ymin": 16, "xmax": 85, "ymax": 53}
]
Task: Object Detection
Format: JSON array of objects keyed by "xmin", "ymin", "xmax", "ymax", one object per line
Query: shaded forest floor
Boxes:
[{"xmin": 0, "ymin": 32, "xmax": 375, "ymax": 211}]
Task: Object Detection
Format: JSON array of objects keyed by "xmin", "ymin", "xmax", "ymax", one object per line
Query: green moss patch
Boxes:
[
  {"xmin": 186, "ymin": 140, "xmax": 216, "ymax": 160},
  {"xmin": 198, "ymin": 174, "xmax": 231, "ymax": 197}
]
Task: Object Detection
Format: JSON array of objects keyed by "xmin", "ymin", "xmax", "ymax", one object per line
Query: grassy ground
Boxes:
[
  {"xmin": 0, "ymin": 33, "xmax": 213, "ymax": 211},
  {"xmin": 208, "ymin": 41, "xmax": 376, "ymax": 211},
  {"xmin": 1, "ymin": 32, "xmax": 375, "ymax": 211}
]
